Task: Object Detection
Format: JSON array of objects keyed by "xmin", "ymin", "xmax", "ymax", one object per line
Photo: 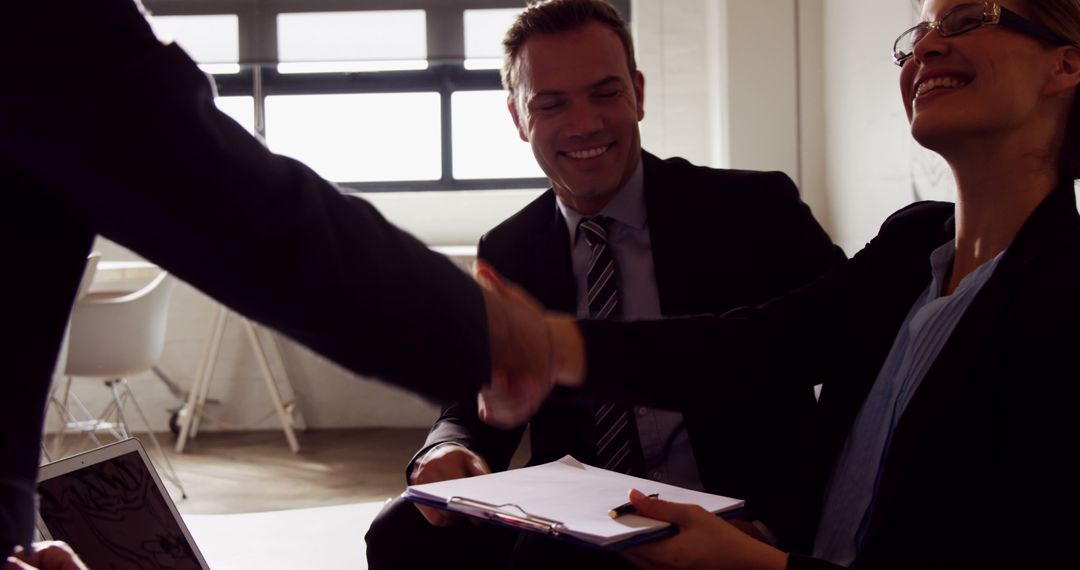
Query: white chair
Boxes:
[
  {"xmin": 43, "ymin": 252, "xmax": 102, "ymax": 463},
  {"xmin": 60, "ymin": 269, "xmax": 186, "ymax": 497}
]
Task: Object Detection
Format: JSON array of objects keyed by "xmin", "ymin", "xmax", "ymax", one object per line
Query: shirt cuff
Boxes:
[
  {"xmin": 751, "ymin": 519, "xmax": 781, "ymax": 547},
  {"xmin": 0, "ymin": 475, "xmax": 37, "ymax": 558},
  {"xmin": 408, "ymin": 442, "xmax": 473, "ymax": 482}
]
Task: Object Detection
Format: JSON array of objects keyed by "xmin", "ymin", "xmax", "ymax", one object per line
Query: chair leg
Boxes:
[
  {"xmin": 49, "ymin": 380, "xmax": 105, "ymax": 458},
  {"xmin": 48, "ymin": 376, "xmax": 78, "ymax": 457},
  {"xmin": 106, "ymin": 378, "xmax": 131, "ymax": 439},
  {"xmin": 193, "ymin": 306, "xmax": 227, "ymax": 439},
  {"xmin": 266, "ymin": 330, "xmax": 306, "ymax": 432},
  {"xmin": 243, "ymin": 318, "xmax": 300, "ymax": 453},
  {"xmin": 51, "ymin": 375, "xmax": 74, "ymax": 454},
  {"xmin": 117, "ymin": 378, "xmax": 188, "ymax": 499},
  {"xmin": 48, "ymin": 394, "xmax": 96, "ymax": 458}
]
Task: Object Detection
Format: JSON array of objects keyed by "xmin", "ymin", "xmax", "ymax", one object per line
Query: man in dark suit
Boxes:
[
  {"xmin": 2, "ymin": 0, "xmax": 555, "ymax": 560},
  {"xmin": 364, "ymin": 1, "xmax": 843, "ymax": 568}
]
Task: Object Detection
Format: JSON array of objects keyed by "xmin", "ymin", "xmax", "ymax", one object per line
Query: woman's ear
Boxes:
[{"xmin": 1045, "ymin": 45, "xmax": 1080, "ymax": 97}]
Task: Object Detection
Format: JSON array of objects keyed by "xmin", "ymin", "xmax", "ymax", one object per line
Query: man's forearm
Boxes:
[{"xmin": 5, "ymin": 20, "xmax": 492, "ymax": 403}]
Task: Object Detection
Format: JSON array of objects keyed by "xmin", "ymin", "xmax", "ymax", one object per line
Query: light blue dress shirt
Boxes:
[
  {"xmin": 812, "ymin": 240, "xmax": 1007, "ymax": 566},
  {"xmin": 555, "ymin": 159, "xmax": 704, "ymax": 491}
]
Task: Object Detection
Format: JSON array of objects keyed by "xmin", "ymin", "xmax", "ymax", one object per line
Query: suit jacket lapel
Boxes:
[
  {"xmin": 642, "ymin": 152, "xmax": 693, "ymax": 315},
  {"xmin": 860, "ymin": 270, "xmax": 1008, "ymax": 550},
  {"xmin": 533, "ymin": 201, "xmax": 577, "ymax": 314},
  {"xmin": 860, "ymin": 184, "xmax": 1078, "ymax": 554}
]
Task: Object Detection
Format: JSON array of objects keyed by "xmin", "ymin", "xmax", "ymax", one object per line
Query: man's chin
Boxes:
[{"xmin": 553, "ymin": 183, "xmax": 621, "ymax": 213}]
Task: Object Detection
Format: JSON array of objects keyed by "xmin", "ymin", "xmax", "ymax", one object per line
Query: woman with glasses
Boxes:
[{"xmin": 479, "ymin": 0, "xmax": 1080, "ymax": 568}]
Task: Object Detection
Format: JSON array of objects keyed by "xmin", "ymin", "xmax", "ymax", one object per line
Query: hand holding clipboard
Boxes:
[{"xmin": 402, "ymin": 456, "xmax": 743, "ymax": 550}]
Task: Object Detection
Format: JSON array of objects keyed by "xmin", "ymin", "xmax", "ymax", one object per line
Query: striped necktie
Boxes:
[{"xmin": 579, "ymin": 216, "xmax": 644, "ymax": 475}]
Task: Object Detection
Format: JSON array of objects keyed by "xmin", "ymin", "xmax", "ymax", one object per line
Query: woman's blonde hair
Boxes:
[
  {"xmin": 1023, "ymin": 1, "xmax": 1080, "ymax": 180},
  {"xmin": 911, "ymin": 1, "xmax": 1080, "ymax": 179}
]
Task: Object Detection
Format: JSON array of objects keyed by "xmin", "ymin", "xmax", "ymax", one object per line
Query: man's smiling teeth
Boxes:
[
  {"xmin": 916, "ymin": 76, "xmax": 969, "ymax": 97},
  {"xmin": 566, "ymin": 145, "xmax": 610, "ymax": 159}
]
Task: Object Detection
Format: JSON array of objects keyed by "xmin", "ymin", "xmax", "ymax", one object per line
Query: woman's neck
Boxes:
[{"xmin": 943, "ymin": 146, "xmax": 1058, "ymax": 294}]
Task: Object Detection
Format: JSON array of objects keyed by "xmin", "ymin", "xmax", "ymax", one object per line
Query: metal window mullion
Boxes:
[
  {"xmin": 426, "ymin": 5, "xmax": 465, "ymax": 186},
  {"xmin": 256, "ymin": 68, "xmax": 499, "ymax": 95},
  {"xmin": 253, "ymin": 66, "xmax": 266, "ymax": 138},
  {"xmin": 440, "ymin": 79, "xmax": 454, "ymax": 186},
  {"xmin": 250, "ymin": 1, "xmax": 276, "ymax": 140},
  {"xmin": 342, "ymin": 177, "xmax": 548, "ymax": 193}
]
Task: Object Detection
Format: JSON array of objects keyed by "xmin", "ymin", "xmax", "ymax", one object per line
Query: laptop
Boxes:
[{"xmin": 35, "ymin": 438, "xmax": 210, "ymax": 569}]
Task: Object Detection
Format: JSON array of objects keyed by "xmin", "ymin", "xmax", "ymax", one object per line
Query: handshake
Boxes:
[
  {"xmin": 472, "ymin": 261, "xmax": 586, "ymax": 429},
  {"xmin": 408, "ymin": 260, "xmax": 588, "ymax": 529}
]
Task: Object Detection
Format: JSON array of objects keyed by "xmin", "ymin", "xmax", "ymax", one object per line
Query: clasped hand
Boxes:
[{"xmin": 474, "ymin": 262, "xmax": 557, "ymax": 428}]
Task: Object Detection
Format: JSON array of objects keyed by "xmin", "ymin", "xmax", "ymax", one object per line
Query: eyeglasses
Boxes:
[{"xmin": 892, "ymin": 1, "xmax": 1069, "ymax": 66}]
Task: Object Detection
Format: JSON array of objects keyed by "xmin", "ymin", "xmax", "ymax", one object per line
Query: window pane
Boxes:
[
  {"xmin": 464, "ymin": 8, "xmax": 522, "ymax": 70},
  {"xmin": 452, "ymin": 91, "xmax": 545, "ymax": 180},
  {"xmin": 265, "ymin": 93, "xmax": 441, "ymax": 183},
  {"xmin": 278, "ymin": 11, "xmax": 427, "ymax": 73},
  {"xmin": 214, "ymin": 96, "xmax": 255, "ymax": 135},
  {"xmin": 149, "ymin": 14, "xmax": 239, "ymax": 74}
]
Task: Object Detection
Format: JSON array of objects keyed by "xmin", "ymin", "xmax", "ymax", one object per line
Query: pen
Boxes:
[{"xmin": 609, "ymin": 493, "xmax": 659, "ymax": 518}]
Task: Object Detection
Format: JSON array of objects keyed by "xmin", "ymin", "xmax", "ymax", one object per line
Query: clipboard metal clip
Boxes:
[{"xmin": 448, "ymin": 496, "xmax": 566, "ymax": 536}]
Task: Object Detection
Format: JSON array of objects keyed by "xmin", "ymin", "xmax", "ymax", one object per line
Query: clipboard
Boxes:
[
  {"xmin": 401, "ymin": 455, "xmax": 744, "ymax": 551},
  {"xmin": 402, "ymin": 492, "xmax": 682, "ymax": 551}
]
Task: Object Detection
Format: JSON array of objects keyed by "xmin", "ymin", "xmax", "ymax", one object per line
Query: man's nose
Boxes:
[{"xmin": 564, "ymin": 102, "xmax": 603, "ymax": 137}]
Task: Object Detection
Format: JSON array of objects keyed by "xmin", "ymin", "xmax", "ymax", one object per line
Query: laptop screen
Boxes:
[{"xmin": 37, "ymin": 445, "xmax": 205, "ymax": 569}]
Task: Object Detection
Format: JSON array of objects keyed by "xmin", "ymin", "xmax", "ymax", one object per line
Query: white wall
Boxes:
[
  {"xmin": 822, "ymin": 0, "xmax": 921, "ymax": 254},
  {"xmin": 798, "ymin": 0, "xmax": 830, "ymax": 231},
  {"xmin": 633, "ymin": 0, "xmax": 830, "ymax": 231},
  {"xmin": 633, "ymin": 0, "xmax": 719, "ymax": 168},
  {"xmin": 634, "ymin": 0, "xmax": 926, "ymax": 255}
]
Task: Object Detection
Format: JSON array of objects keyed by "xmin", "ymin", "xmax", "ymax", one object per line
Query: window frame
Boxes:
[{"xmin": 143, "ymin": 0, "xmax": 630, "ymax": 192}]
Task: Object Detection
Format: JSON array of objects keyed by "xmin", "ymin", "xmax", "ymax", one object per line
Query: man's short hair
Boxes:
[{"xmin": 501, "ymin": 0, "xmax": 636, "ymax": 94}]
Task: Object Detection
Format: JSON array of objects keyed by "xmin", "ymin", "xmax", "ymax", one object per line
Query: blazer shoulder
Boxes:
[
  {"xmin": 478, "ymin": 190, "xmax": 557, "ymax": 260},
  {"xmin": 878, "ymin": 200, "xmax": 955, "ymax": 237},
  {"xmin": 645, "ymin": 153, "xmax": 799, "ymax": 202}
]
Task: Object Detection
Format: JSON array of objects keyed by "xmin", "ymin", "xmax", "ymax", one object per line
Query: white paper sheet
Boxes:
[{"xmin": 406, "ymin": 455, "xmax": 743, "ymax": 547}]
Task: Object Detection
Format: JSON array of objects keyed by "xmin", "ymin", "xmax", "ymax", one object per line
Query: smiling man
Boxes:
[
  {"xmin": 505, "ymin": 15, "xmax": 644, "ymax": 217},
  {"xmin": 364, "ymin": 1, "xmax": 844, "ymax": 568}
]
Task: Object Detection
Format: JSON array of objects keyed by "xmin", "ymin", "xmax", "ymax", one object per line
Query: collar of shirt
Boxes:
[
  {"xmin": 555, "ymin": 156, "xmax": 646, "ymax": 242},
  {"xmin": 927, "ymin": 240, "xmax": 1008, "ymax": 300}
]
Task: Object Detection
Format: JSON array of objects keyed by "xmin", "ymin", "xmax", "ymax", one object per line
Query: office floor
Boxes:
[
  {"xmin": 168, "ymin": 428, "xmax": 433, "ymax": 515},
  {"xmin": 48, "ymin": 428, "xmax": 435, "ymax": 515},
  {"xmin": 51, "ymin": 427, "xmax": 531, "ymax": 515}
]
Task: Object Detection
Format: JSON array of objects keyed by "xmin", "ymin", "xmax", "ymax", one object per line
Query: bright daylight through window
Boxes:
[{"xmin": 140, "ymin": 0, "xmax": 591, "ymax": 192}]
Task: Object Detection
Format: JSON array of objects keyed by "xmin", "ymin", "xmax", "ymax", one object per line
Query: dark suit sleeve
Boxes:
[
  {"xmin": 1, "ymin": 184, "xmax": 97, "ymax": 558},
  {"xmin": 2, "ymin": 0, "xmax": 490, "ymax": 552},
  {"xmin": 6, "ymin": 32, "xmax": 489, "ymax": 403},
  {"xmin": 407, "ymin": 233, "xmax": 528, "ymax": 479},
  {"xmin": 576, "ymin": 200, "xmax": 940, "ymax": 410},
  {"xmin": 410, "ymin": 399, "xmax": 525, "ymax": 478},
  {"xmin": 759, "ymin": 172, "xmax": 847, "ymax": 291}
]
